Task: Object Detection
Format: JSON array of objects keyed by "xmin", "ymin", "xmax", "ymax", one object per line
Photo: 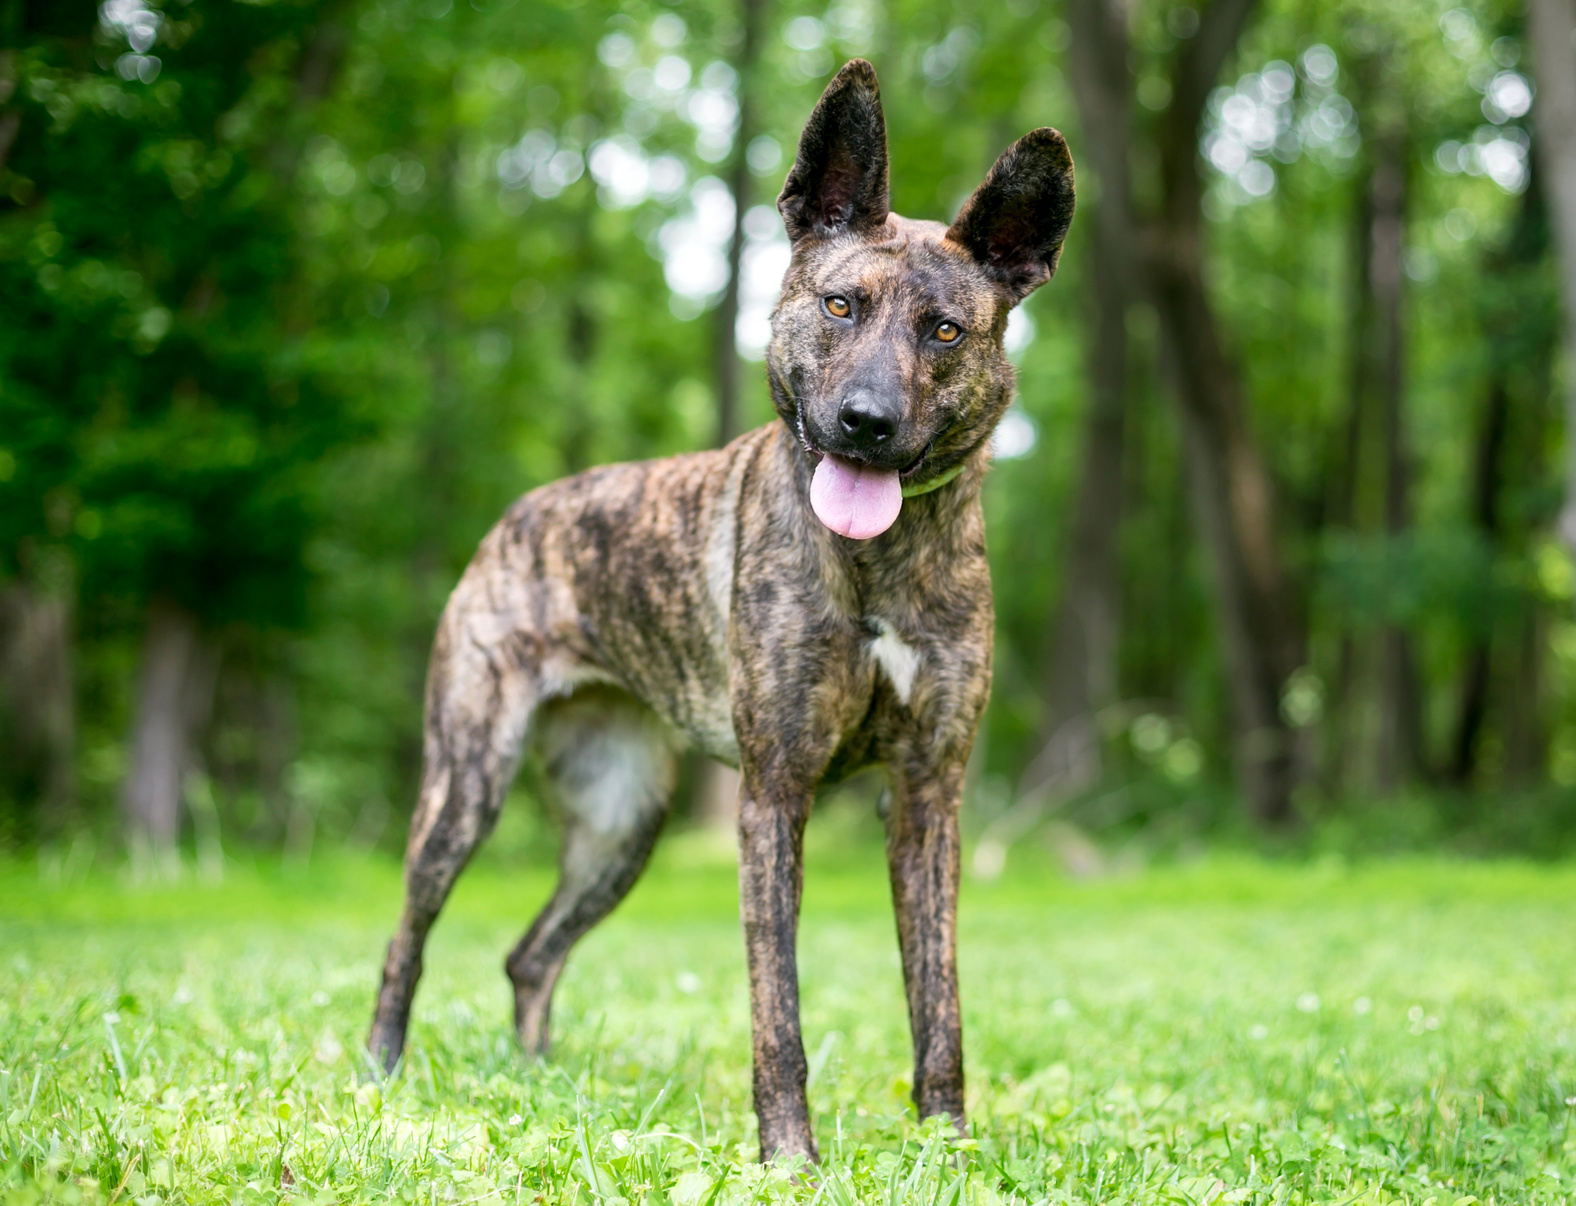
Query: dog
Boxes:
[{"xmin": 367, "ymin": 58, "xmax": 1074, "ymax": 1163}]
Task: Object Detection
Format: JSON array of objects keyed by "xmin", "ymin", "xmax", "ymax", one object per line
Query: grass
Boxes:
[{"xmin": 2, "ymin": 809, "xmax": 1575, "ymax": 1205}]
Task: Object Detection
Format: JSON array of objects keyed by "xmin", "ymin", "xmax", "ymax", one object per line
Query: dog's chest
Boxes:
[{"xmin": 865, "ymin": 617, "xmax": 922, "ymax": 705}]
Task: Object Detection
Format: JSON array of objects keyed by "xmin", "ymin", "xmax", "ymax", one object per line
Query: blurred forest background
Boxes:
[{"xmin": 6, "ymin": 0, "xmax": 1576, "ymax": 871}]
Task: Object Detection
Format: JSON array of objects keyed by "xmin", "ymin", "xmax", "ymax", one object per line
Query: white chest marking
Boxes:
[{"xmin": 869, "ymin": 618, "xmax": 921, "ymax": 707}]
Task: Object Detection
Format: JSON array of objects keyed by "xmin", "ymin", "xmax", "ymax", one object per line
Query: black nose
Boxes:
[{"xmin": 838, "ymin": 389, "xmax": 900, "ymax": 448}]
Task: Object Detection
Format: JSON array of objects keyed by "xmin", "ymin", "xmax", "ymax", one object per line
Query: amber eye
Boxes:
[
  {"xmin": 825, "ymin": 295, "xmax": 851, "ymax": 318},
  {"xmin": 935, "ymin": 321, "xmax": 961, "ymax": 343}
]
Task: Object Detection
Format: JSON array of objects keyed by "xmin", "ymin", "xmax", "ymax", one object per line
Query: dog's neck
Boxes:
[{"xmin": 771, "ymin": 418, "xmax": 991, "ymax": 580}]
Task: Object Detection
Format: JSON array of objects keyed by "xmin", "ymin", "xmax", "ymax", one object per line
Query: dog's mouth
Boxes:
[
  {"xmin": 795, "ymin": 409, "xmax": 939, "ymax": 541},
  {"xmin": 794, "ymin": 408, "xmax": 933, "ymax": 479},
  {"xmin": 900, "ymin": 443, "xmax": 934, "ymax": 481}
]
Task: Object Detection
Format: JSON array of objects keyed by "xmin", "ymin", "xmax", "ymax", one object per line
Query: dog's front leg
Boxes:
[
  {"xmin": 885, "ymin": 763, "xmax": 966, "ymax": 1130},
  {"xmin": 737, "ymin": 775, "xmax": 818, "ymax": 1164}
]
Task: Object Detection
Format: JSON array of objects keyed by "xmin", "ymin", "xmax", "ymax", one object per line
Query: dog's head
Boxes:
[{"xmin": 766, "ymin": 59, "xmax": 1075, "ymax": 540}]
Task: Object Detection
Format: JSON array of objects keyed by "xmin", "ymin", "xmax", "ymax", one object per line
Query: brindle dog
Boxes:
[{"xmin": 367, "ymin": 58, "xmax": 1074, "ymax": 1163}]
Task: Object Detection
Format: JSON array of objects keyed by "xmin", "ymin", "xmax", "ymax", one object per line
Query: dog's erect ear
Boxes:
[
  {"xmin": 778, "ymin": 59, "xmax": 890, "ymax": 242},
  {"xmin": 946, "ymin": 128, "xmax": 1075, "ymax": 301}
]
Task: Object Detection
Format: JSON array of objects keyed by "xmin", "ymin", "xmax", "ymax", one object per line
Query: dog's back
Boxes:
[{"xmin": 439, "ymin": 428, "xmax": 764, "ymax": 767}]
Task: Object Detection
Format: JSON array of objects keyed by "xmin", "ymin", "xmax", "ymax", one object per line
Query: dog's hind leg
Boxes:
[
  {"xmin": 367, "ymin": 597, "xmax": 542, "ymax": 1074},
  {"xmin": 506, "ymin": 687, "xmax": 675, "ymax": 1056}
]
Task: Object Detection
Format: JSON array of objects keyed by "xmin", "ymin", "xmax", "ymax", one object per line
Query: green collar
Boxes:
[{"xmin": 901, "ymin": 462, "xmax": 966, "ymax": 499}]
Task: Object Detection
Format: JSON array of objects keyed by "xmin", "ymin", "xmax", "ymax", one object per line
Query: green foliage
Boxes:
[
  {"xmin": 2, "ymin": 844, "xmax": 1574, "ymax": 1202},
  {"xmin": 1, "ymin": 0, "xmax": 1573, "ymax": 847},
  {"xmin": 0, "ymin": 0, "xmax": 344, "ymax": 625}
]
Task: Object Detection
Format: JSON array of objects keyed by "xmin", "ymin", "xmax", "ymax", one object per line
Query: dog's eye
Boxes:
[
  {"xmin": 935, "ymin": 321, "xmax": 961, "ymax": 343},
  {"xmin": 825, "ymin": 295, "xmax": 851, "ymax": 319}
]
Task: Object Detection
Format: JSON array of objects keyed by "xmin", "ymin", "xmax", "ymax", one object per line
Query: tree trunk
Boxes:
[
  {"xmin": 1144, "ymin": 0, "xmax": 1301, "ymax": 825},
  {"xmin": 0, "ymin": 49, "xmax": 20, "ymax": 179},
  {"xmin": 1323, "ymin": 157, "xmax": 1375, "ymax": 794},
  {"xmin": 1367, "ymin": 124, "xmax": 1424, "ymax": 790},
  {"xmin": 1452, "ymin": 167, "xmax": 1552, "ymax": 782},
  {"xmin": 121, "ymin": 600, "xmax": 217, "ymax": 859},
  {"xmin": 713, "ymin": 0, "xmax": 765, "ymax": 447},
  {"xmin": 692, "ymin": 0, "xmax": 764, "ymax": 830},
  {"xmin": 1030, "ymin": 0, "xmax": 1135, "ymax": 792},
  {"xmin": 1449, "ymin": 380, "xmax": 1506, "ymax": 783},
  {"xmin": 1529, "ymin": 0, "xmax": 1576, "ymax": 554},
  {"xmin": 0, "ymin": 578, "xmax": 76, "ymax": 835}
]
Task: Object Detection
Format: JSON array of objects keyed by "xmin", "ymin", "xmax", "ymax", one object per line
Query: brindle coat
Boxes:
[{"xmin": 367, "ymin": 58, "xmax": 1074, "ymax": 1164}]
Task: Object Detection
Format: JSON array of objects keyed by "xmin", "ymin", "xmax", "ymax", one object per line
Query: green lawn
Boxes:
[{"xmin": 1, "ymin": 817, "xmax": 1573, "ymax": 1204}]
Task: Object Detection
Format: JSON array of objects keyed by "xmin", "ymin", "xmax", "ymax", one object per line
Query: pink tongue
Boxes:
[{"xmin": 810, "ymin": 454, "xmax": 903, "ymax": 540}]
